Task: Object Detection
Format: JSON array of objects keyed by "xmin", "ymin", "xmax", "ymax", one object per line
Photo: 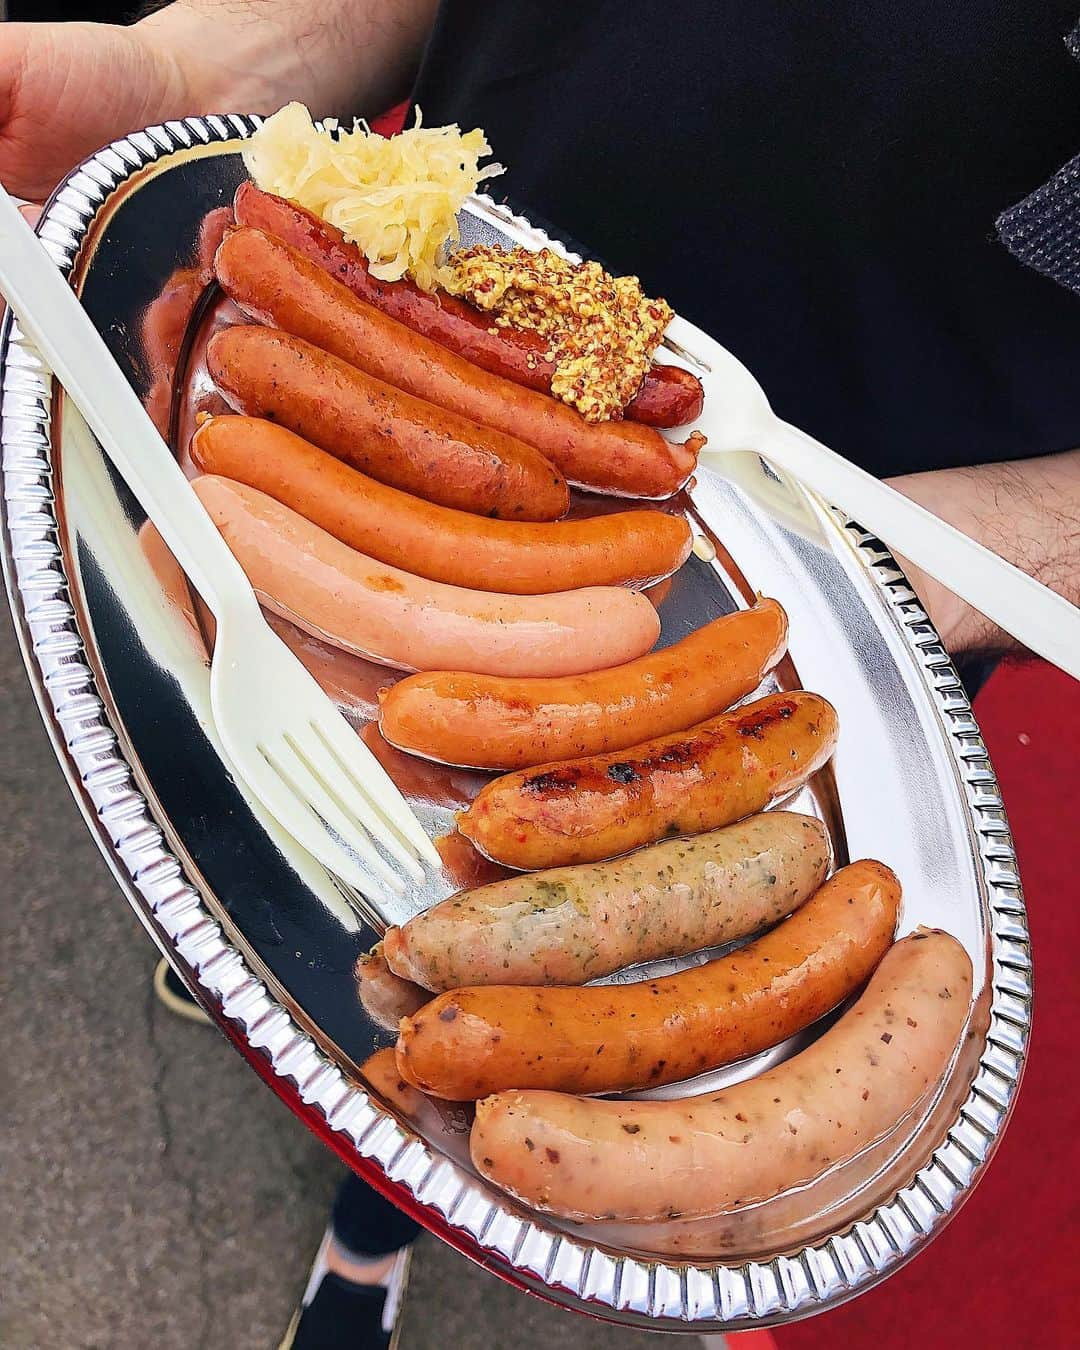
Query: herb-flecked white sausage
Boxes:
[
  {"xmin": 382, "ymin": 812, "xmax": 830, "ymax": 991},
  {"xmin": 470, "ymin": 928, "xmax": 973, "ymax": 1222},
  {"xmin": 395, "ymin": 859, "xmax": 898, "ymax": 1099}
]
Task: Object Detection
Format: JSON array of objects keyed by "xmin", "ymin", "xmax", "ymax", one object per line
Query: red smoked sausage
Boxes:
[
  {"xmin": 214, "ymin": 228, "xmax": 703, "ymax": 500},
  {"xmin": 233, "ymin": 181, "xmax": 704, "ymax": 427}
]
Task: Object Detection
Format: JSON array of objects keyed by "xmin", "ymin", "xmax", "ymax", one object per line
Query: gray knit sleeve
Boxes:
[{"xmin": 995, "ymin": 22, "xmax": 1080, "ymax": 297}]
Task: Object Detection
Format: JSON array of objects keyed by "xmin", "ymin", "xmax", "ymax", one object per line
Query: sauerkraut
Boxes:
[{"xmin": 242, "ymin": 102, "xmax": 501, "ymax": 291}]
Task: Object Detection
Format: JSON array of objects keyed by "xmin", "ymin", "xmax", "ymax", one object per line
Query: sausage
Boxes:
[
  {"xmin": 470, "ymin": 928, "xmax": 973, "ymax": 1221},
  {"xmin": 458, "ymin": 691, "xmax": 839, "ymax": 869},
  {"xmin": 361, "ymin": 1047, "xmax": 431, "ymax": 1118},
  {"xmin": 360, "ymin": 1048, "xmax": 473, "ymax": 1152},
  {"xmin": 625, "ymin": 363, "xmax": 705, "ymax": 427},
  {"xmin": 355, "ymin": 945, "xmax": 431, "ymax": 1032},
  {"xmin": 191, "ymin": 414, "xmax": 691, "ymax": 595},
  {"xmin": 396, "ymin": 857, "xmax": 894, "ymax": 1100},
  {"xmin": 214, "ymin": 229, "xmax": 704, "ymax": 500},
  {"xmin": 232, "ymin": 182, "xmax": 705, "ymax": 428},
  {"xmin": 141, "ymin": 206, "xmax": 233, "ymax": 438},
  {"xmin": 379, "ymin": 598, "xmax": 787, "ymax": 770},
  {"xmin": 192, "ymin": 475, "xmax": 661, "ymax": 676},
  {"xmin": 206, "ymin": 326, "xmax": 568, "ymax": 521},
  {"xmin": 435, "ymin": 830, "xmax": 515, "ymax": 893},
  {"xmin": 383, "ymin": 812, "xmax": 830, "ymax": 991}
]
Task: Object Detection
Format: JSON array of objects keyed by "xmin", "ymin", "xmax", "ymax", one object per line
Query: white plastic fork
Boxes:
[
  {"xmin": 665, "ymin": 316, "xmax": 1080, "ymax": 679},
  {"xmin": 0, "ymin": 185, "xmax": 441, "ymax": 895}
]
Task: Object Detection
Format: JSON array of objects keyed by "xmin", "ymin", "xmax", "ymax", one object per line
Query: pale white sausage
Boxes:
[{"xmin": 193, "ymin": 475, "xmax": 661, "ymax": 675}]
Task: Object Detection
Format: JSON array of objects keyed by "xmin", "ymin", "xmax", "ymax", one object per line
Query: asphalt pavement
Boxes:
[{"xmin": 0, "ymin": 610, "xmax": 677, "ymax": 1349}]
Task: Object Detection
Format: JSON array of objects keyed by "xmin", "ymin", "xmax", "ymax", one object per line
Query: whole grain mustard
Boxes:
[{"xmin": 446, "ymin": 245, "xmax": 673, "ymax": 423}]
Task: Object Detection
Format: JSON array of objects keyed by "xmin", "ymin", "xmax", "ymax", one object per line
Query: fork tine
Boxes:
[
  {"xmin": 286, "ymin": 725, "xmax": 426, "ymax": 884},
  {"xmin": 240, "ymin": 743, "xmax": 402, "ymax": 898},
  {"xmin": 312, "ymin": 715, "xmax": 442, "ymax": 869},
  {"xmin": 260, "ymin": 741, "xmax": 407, "ymax": 895}
]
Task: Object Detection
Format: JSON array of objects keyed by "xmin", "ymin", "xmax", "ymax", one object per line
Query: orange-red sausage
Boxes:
[
  {"xmin": 458, "ymin": 691, "xmax": 839, "ymax": 869},
  {"xmin": 214, "ymin": 228, "xmax": 704, "ymax": 499},
  {"xmin": 361, "ymin": 1047, "xmax": 431, "ymax": 1119},
  {"xmin": 190, "ymin": 415, "xmax": 691, "ymax": 595},
  {"xmin": 193, "ymin": 475, "xmax": 662, "ymax": 675},
  {"xmin": 360, "ymin": 1048, "xmax": 473, "ymax": 1154},
  {"xmin": 396, "ymin": 860, "xmax": 899, "ymax": 1099},
  {"xmin": 232, "ymin": 182, "xmax": 704, "ymax": 428},
  {"xmin": 379, "ymin": 598, "xmax": 787, "ymax": 769},
  {"xmin": 383, "ymin": 813, "xmax": 830, "ymax": 991},
  {"xmin": 206, "ymin": 326, "xmax": 568, "ymax": 521},
  {"xmin": 471, "ymin": 928, "xmax": 973, "ymax": 1222}
]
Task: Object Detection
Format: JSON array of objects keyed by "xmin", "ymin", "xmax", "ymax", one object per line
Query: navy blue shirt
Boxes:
[{"xmin": 412, "ymin": 2, "xmax": 1080, "ymax": 475}]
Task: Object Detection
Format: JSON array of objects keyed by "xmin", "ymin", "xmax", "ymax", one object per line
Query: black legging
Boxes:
[{"xmin": 332, "ymin": 1173, "xmax": 421, "ymax": 1258}]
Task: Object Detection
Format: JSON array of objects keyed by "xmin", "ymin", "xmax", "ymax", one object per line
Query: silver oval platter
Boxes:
[{"xmin": 0, "ymin": 116, "xmax": 1032, "ymax": 1332}]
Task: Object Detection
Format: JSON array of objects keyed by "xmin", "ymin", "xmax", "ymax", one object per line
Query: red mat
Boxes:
[{"xmin": 771, "ymin": 660, "xmax": 1080, "ymax": 1350}]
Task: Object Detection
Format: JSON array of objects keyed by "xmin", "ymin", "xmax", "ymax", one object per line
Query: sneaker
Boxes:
[
  {"xmin": 280, "ymin": 1226, "xmax": 412, "ymax": 1350},
  {"xmin": 152, "ymin": 957, "xmax": 211, "ymax": 1026}
]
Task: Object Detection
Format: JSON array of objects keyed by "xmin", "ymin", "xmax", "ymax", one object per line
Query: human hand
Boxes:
[
  {"xmin": 1, "ymin": 2, "xmax": 438, "ymax": 206},
  {"xmin": 0, "ymin": 20, "xmax": 193, "ymax": 203}
]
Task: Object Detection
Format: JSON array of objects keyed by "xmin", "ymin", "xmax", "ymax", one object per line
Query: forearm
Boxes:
[
  {"xmin": 137, "ymin": 0, "xmax": 437, "ymax": 120},
  {"xmin": 887, "ymin": 449, "xmax": 1080, "ymax": 658}
]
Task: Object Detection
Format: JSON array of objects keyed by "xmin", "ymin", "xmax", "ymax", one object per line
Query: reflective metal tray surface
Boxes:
[{"xmin": 0, "ymin": 116, "xmax": 1031, "ymax": 1331}]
